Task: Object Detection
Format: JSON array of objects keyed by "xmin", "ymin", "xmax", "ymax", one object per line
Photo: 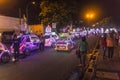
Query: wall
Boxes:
[
  {"xmin": 0, "ymin": 15, "xmax": 21, "ymax": 32},
  {"xmin": 29, "ymin": 24, "xmax": 44, "ymax": 35}
]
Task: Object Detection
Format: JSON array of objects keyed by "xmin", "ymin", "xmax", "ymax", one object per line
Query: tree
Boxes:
[
  {"xmin": 98, "ymin": 17, "xmax": 113, "ymax": 27},
  {"xmin": 39, "ymin": 0, "xmax": 79, "ymax": 28}
]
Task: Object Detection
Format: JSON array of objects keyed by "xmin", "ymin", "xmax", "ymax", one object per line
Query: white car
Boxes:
[
  {"xmin": 44, "ymin": 34, "xmax": 56, "ymax": 47},
  {"xmin": 10, "ymin": 34, "xmax": 40, "ymax": 56},
  {"xmin": 44, "ymin": 32, "xmax": 59, "ymax": 40},
  {"xmin": 0, "ymin": 42, "xmax": 11, "ymax": 63},
  {"xmin": 55, "ymin": 37, "xmax": 75, "ymax": 51}
]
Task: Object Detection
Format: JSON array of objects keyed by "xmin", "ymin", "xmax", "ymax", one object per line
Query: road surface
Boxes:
[{"xmin": 0, "ymin": 35, "xmax": 98, "ymax": 80}]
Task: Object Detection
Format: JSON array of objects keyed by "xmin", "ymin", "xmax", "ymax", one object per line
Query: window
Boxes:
[
  {"xmin": 31, "ymin": 37, "xmax": 39, "ymax": 42},
  {"xmin": 52, "ymin": 35, "xmax": 57, "ymax": 38},
  {"xmin": 21, "ymin": 37, "xmax": 25, "ymax": 43},
  {"xmin": 26, "ymin": 36, "xmax": 30, "ymax": 42},
  {"xmin": 44, "ymin": 35, "xmax": 50, "ymax": 39}
]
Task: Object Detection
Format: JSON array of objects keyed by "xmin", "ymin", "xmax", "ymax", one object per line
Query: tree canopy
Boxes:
[{"xmin": 39, "ymin": 0, "xmax": 79, "ymax": 28}]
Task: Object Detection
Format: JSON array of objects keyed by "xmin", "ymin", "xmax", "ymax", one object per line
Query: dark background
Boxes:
[{"xmin": 0, "ymin": 0, "xmax": 120, "ymax": 24}]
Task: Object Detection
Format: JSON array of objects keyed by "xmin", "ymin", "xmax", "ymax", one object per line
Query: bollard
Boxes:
[
  {"xmin": 82, "ymin": 60, "xmax": 95, "ymax": 80},
  {"xmin": 82, "ymin": 49, "xmax": 99, "ymax": 80}
]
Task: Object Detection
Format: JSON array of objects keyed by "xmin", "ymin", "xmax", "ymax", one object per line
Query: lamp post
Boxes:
[
  {"xmin": 85, "ymin": 13, "xmax": 95, "ymax": 27},
  {"xmin": 26, "ymin": 1, "xmax": 35, "ymax": 32}
]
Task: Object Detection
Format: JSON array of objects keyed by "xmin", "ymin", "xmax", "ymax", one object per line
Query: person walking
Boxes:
[
  {"xmin": 106, "ymin": 33, "xmax": 115, "ymax": 61},
  {"xmin": 100, "ymin": 33, "xmax": 107, "ymax": 60},
  {"xmin": 79, "ymin": 36, "xmax": 88, "ymax": 67},
  {"xmin": 12, "ymin": 34, "xmax": 20, "ymax": 62}
]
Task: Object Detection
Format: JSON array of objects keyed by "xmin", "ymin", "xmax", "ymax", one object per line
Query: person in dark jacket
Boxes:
[
  {"xmin": 13, "ymin": 34, "xmax": 20, "ymax": 62},
  {"xmin": 39, "ymin": 35, "xmax": 45, "ymax": 51},
  {"xmin": 100, "ymin": 34, "xmax": 107, "ymax": 60}
]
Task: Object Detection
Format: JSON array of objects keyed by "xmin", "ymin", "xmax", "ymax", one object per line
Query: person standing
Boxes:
[
  {"xmin": 106, "ymin": 33, "xmax": 115, "ymax": 61},
  {"xmin": 115, "ymin": 33, "xmax": 119, "ymax": 46},
  {"xmin": 39, "ymin": 35, "xmax": 45, "ymax": 51},
  {"xmin": 79, "ymin": 36, "xmax": 88, "ymax": 67},
  {"xmin": 76, "ymin": 44, "xmax": 81, "ymax": 63},
  {"xmin": 100, "ymin": 34, "xmax": 107, "ymax": 60},
  {"xmin": 12, "ymin": 34, "xmax": 20, "ymax": 62},
  {"xmin": 118, "ymin": 34, "xmax": 120, "ymax": 57}
]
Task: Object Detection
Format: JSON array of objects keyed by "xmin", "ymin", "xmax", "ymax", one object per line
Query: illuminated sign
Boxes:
[{"xmin": 45, "ymin": 25, "xmax": 51, "ymax": 33}]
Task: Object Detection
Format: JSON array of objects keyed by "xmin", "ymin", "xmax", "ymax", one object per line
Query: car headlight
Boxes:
[{"xmin": 67, "ymin": 43, "xmax": 70, "ymax": 45}]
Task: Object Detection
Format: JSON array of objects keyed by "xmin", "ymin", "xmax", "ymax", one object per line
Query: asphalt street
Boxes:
[{"xmin": 0, "ymin": 35, "xmax": 98, "ymax": 80}]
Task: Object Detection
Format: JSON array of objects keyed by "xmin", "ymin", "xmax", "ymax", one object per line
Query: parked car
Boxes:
[
  {"xmin": 44, "ymin": 33, "xmax": 57, "ymax": 47},
  {"xmin": 44, "ymin": 32, "xmax": 59, "ymax": 40},
  {"xmin": 0, "ymin": 42, "xmax": 11, "ymax": 63},
  {"xmin": 10, "ymin": 34, "xmax": 40, "ymax": 56},
  {"xmin": 55, "ymin": 37, "xmax": 75, "ymax": 51}
]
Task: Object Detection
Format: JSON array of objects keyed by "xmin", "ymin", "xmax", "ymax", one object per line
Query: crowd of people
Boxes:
[
  {"xmin": 76, "ymin": 30, "xmax": 120, "ymax": 68},
  {"xmin": 99, "ymin": 31, "xmax": 120, "ymax": 62}
]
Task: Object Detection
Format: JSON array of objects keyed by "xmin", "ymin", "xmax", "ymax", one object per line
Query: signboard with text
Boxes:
[
  {"xmin": 45, "ymin": 25, "xmax": 52, "ymax": 33},
  {"xmin": 52, "ymin": 23, "xmax": 56, "ymax": 28}
]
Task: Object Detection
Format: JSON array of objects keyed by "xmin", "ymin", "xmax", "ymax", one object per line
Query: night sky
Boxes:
[
  {"xmin": 0, "ymin": 0, "xmax": 120, "ymax": 24},
  {"xmin": 78, "ymin": 0, "xmax": 120, "ymax": 23}
]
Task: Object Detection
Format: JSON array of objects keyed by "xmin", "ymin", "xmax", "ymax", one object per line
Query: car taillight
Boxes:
[{"xmin": 20, "ymin": 44, "xmax": 25, "ymax": 52}]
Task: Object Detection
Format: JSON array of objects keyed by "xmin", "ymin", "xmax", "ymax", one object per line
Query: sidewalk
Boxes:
[{"xmin": 95, "ymin": 47, "xmax": 120, "ymax": 80}]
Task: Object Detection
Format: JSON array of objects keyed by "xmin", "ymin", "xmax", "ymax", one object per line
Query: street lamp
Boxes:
[
  {"xmin": 26, "ymin": 1, "xmax": 36, "ymax": 32},
  {"xmin": 85, "ymin": 13, "xmax": 95, "ymax": 27},
  {"xmin": 86, "ymin": 13, "xmax": 95, "ymax": 20}
]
